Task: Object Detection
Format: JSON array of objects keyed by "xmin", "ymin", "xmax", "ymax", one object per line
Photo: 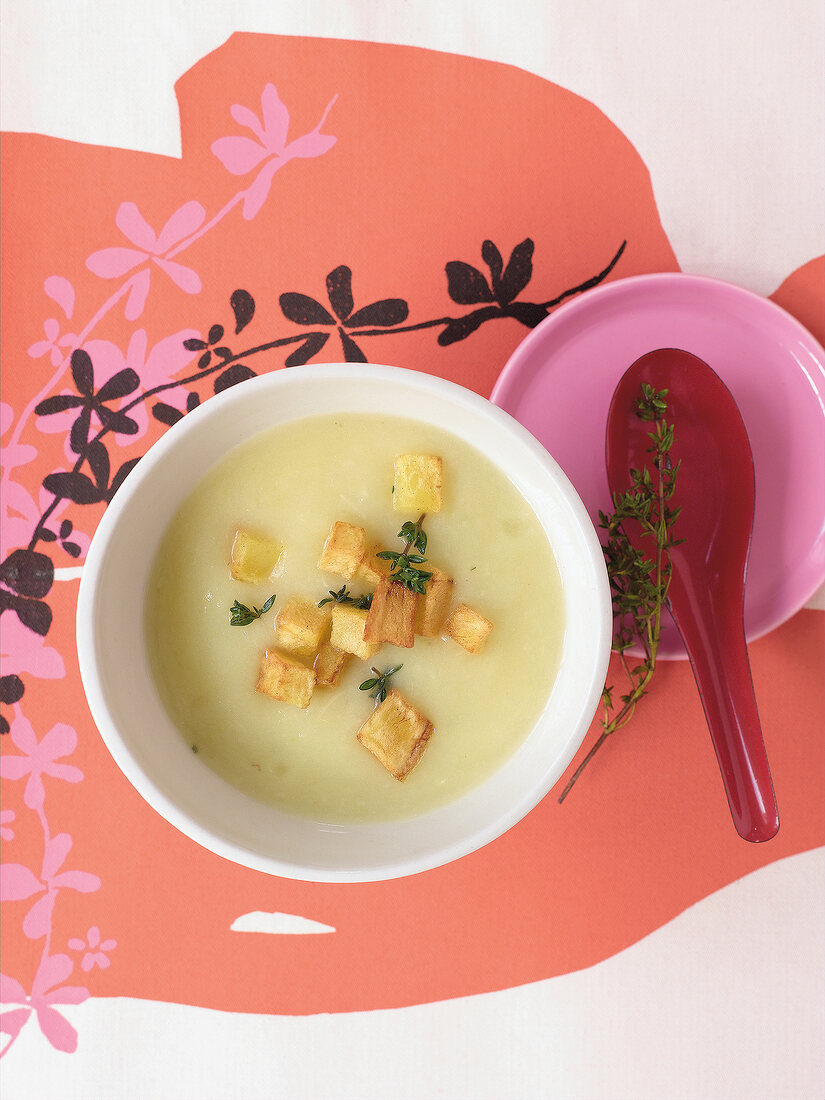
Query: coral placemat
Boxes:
[{"xmin": 2, "ymin": 34, "xmax": 823, "ymax": 1054}]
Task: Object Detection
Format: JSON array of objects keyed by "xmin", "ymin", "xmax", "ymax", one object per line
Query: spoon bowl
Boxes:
[{"xmin": 606, "ymin": 348, "xmax": 779, "ymax": 843}]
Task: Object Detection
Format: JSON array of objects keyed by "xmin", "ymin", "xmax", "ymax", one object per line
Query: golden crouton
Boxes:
[
  {"xmin": 229, "ymin": 528, "xmax": 283, "ymax": 584},
  {"xmin": 393, "ymin": 454, "xmax": 443, "ymax": 514},
  {"xmin": 357, "ymin": 542, "xmax": 391, "ymax": 585},
  {"xmin": 274, "ymin": 596, "xmax": 331, "ymax": 655},
  {"xmin": 329, "ymin": 603, "xmax": 381, "ymax": 661},
  {"xmin": 442, "ymin": 603, "xmax": 493, "ymax": 654},
  {"xmin": 356, "ymin": 689, "xmax": 434, "ymax": 780},
  {"xmin": 313, "ymin": 642, "xmax": 349, "ymax": 687},
  {"xmin": 318, "ymin": 521, "xmax": 367, "ymax": 579},
  {"xmin": 256, "ymin": 648, "xmax": 315, "ymax": 709},
  {"xmin": 364, "ymin": 576, "xmax": 418, "ymax": 648},
  {"xmin": 414, "ymin": 567, "xmax": 454, "ymax": 637}
]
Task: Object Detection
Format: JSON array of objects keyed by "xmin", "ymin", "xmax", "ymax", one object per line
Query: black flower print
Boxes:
[
  {"xmin": 279, "ymin": 265, "xmax": 409, "ymax": 363},
  {"xmin": 439, "ymin": 239, "xmax": 549, "ymax": 345},
  {"xmin": 35, "ymin": 348, "xmax": 140, "ymax": 453}
]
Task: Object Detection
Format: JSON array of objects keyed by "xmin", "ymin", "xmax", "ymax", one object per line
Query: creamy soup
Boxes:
[{"xmin": 146, "ymin": 413, "xmax": 564, "ymax": 823}]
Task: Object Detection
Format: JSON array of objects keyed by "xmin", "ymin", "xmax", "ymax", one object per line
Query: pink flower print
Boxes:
[
  {"xmin": 43, "ymin": 275, "xmax": 75, "ymax": 319},
  {"xmin": 0, "ymin": 810, "xmax": 15, "ymax": 841},
  {"xmin": 113, "ymin": 328, "xmax": 202, "ymax": 434},
  {"xmin": 0, "ymin": 613, "xmax": 65, "ymax": 681},
  {"xmin": 1, "ymin": 406, "xmax": 38, "ymax": 559},
  {"xmin": 0, "ymin": 714, "xmax": 83, "ymax": 810},
  {"xmin": 19, "ymin": 833, "xmax": 101, "ymax": 940},
  {"xmin": 0, "ymin": 478, "xmax": 39, "ymax": 561},
  {"xmin": 86, "ymin": 200, "xmax": 206, "ymax": 320},
  {"xmin": 0, "ymin": 834, "xmax": 100, "ymax": 940},
  {"xmin": 0, "ymin": 1003, "xmax": 32, "ymax": 1048},
  {"xmin": 26, "ymin": 318, "xmax": 77, "ymax": 367},
  {"xmin": 212, "ymin": 84, "xmax": 338, "ymax": 220},
  {"xmin": 1, "ymin": 403, "xmax": 37, "ymax": 474},
  {"xmin": 0, "ymin": 861, "xmax": 43, "ymax": 903},
  {"xmin": 0, "ymin": 464, "xmax": 89, "ymax": 565},
  {"xmin": 0, "ymin": 955, "xmax": 89, "ymax": 1053},
  {"xmin": 0, "ymin": 973, "xmax": 33, "ymax": 1046},
  {"xmin": 135, "ymin": 327, "xmax": 202, "ymax": 389},
  {"xmin": 69, "ymin": 927, "xmax": 117, "ymax": 972}
]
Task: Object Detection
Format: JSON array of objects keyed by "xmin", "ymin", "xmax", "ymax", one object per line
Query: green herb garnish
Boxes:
[
  {"xmin": 360, "ymin": 664, "xmax": 403, "ymax": 704},
  {"xmin": 375, "ymin": 515, "xmax": 433, "ymax": 595},
  {"xmin": 558, "ymin": 384, "xmax": 682, "ymax": 802},
  {"xmin": 229, "ymin": 593, "xmax": 277, "ymax": 626},
  {"xmin": 318, "ymin": 584, "xmax": 373, "ymax": 610},
  {"xmin": 397, "ymin": 519, "xmax": 428, "ymax": 555}
]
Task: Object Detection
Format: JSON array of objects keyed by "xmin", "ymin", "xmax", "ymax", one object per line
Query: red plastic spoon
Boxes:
[{"xmin": 605, "ymin": 348, "xmax": 779, "ymax": 842}]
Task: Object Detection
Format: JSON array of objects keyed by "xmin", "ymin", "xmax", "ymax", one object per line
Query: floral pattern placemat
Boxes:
[{"xmin": 2, "ymin": 33, "xmax": 823, "ymax": 1055}]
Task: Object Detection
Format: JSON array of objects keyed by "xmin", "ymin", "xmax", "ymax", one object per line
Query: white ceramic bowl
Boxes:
[{"xmin": 76, "ymin": 364, "xmax": 611, "ymax": 882}]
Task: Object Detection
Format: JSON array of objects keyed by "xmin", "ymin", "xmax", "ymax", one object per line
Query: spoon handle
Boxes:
[{"xmin": 672, "ymin": 587, "xmax": 779, "ymax": 843}]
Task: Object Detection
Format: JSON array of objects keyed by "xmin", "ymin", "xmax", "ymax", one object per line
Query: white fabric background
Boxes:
[
  {"xmin": 2, "ymin": 3, "xmax": 824, "ymax": 1098},
  {"xmin": 3, "ymin": 849, "xmax": 823, "ymax": 1100}
]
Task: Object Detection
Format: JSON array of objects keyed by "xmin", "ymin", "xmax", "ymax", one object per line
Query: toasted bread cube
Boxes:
[
  {"xmin": 329, "ymin": 603, "xmax": 381, "ymax": 661},
  {"xmin": 393, "ymin": 454, "xmax": 443, "ymax": 514},
  {"xmin": 415, "ymin": 567, "xmax": 454, "ymax": 637},
  {"xmin": 357, "ymin": 542, "xmax": 391, "ymax": 585},
  {"xmin": 442, "ymin": 603, "xmax": 493, "ymax": 654},
  {"xmin": 318, "ymin": 521, "xmax": 367, "ymax": 580},
  {"xmin": 275, "ymin": 596, "xmax": 331, "ymax": 655},
  {"xmin": 313, "ymin": 642, "xmax": 349, "ymax": 687},
  {"xmin": 256, "ymin": 648, "xmax": 315, "ymax": 709},
  {"xmin": 364, "ymin": 576, "xmax": 418, "ymax": 648},
  {"xmin": 230, "ymin": 529, "xmax": 283, "ymax": 583},
  {"xmin": 356, "ymin": 689, "xmax": 434, "ymax": 780}
]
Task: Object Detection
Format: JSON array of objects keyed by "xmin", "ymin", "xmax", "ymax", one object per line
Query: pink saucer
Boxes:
[{"xmin": 491, "ymin": 273, "xmax": 825, "ymax": 658}]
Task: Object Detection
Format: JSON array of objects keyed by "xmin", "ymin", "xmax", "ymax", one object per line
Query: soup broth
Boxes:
[{"xmin": 146, "ymin": 412, "xmax": 564, "ymax": 822}]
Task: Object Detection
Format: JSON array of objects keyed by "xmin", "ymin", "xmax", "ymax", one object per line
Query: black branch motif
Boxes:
[
  {"xmin": 276, "ymin": 239, "xmax": 626, "ymax": 360},
  {"xmin": 2, "ymin": 238, "xmax": 627, "ymax": 650},
  {"xmin": 35, "ymin": 348, "xmax": 140, "ymax": 454},
  {"xmin": 0, "ymin": 288, "xmax": 272, "ymax": 643},
  {"xmin": 437, "ymin": 237, "xmax": 624, "ymax": 345},
  {"xmin": 279, "ymin": 264, "xmax": 409, "ymax": 363}
]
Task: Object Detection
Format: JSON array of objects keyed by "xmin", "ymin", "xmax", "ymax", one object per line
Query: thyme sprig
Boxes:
[
  {"xmin": 229, "ymin": 593, "xmax": 276, "ymax": 626},
  {"xmin": 376, "ymin": 515, "xmax": 433, "ymax": 595},
  {"xmin": 360, "ymin": 664, "xmax": 403, "ymax": 704},
  {"xmin": 558, "ymin": 383, "xmax": 683, "ymax": 802},
  {"xmin": 318, "ymin": 584, "xmax": 373, "ymax": 610}
]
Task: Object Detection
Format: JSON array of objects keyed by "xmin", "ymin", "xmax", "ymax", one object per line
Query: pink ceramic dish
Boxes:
[{"xmin": 491, "ymin": 273, "xmax": 825, "ymax": 659}]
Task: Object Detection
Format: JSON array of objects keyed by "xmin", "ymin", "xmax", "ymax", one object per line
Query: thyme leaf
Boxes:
[
  {"xmin": 377, "ymin": 515, "xmax": 433, "ymax": 594},
  {"xmin": 229, "ymin": 593, "xmax": 276, "ymax": 626},
  {"xmin": 318, "ymin": 584, "xmax": 373, "ymax": 609},
  {"xmin": 360, "ymin": 664, "xmax": 403, "ymax": 704},
  {"xmin": 558, "ymin": 384, "xmax": 681, "ymax": 802},
  {"xmin": 397, "ymin": 519, "xmax": 428, "ymax": 555}
]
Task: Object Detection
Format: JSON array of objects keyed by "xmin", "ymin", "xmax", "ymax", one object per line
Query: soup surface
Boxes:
[{"xmin": 146, "ymin": 412, "xmax": 564, "ymax": 822}]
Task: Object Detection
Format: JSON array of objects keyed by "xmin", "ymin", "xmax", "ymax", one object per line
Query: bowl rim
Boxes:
[{"xmin": 76, "ymin": 363, "xmax": 612, "ymax": 881}]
